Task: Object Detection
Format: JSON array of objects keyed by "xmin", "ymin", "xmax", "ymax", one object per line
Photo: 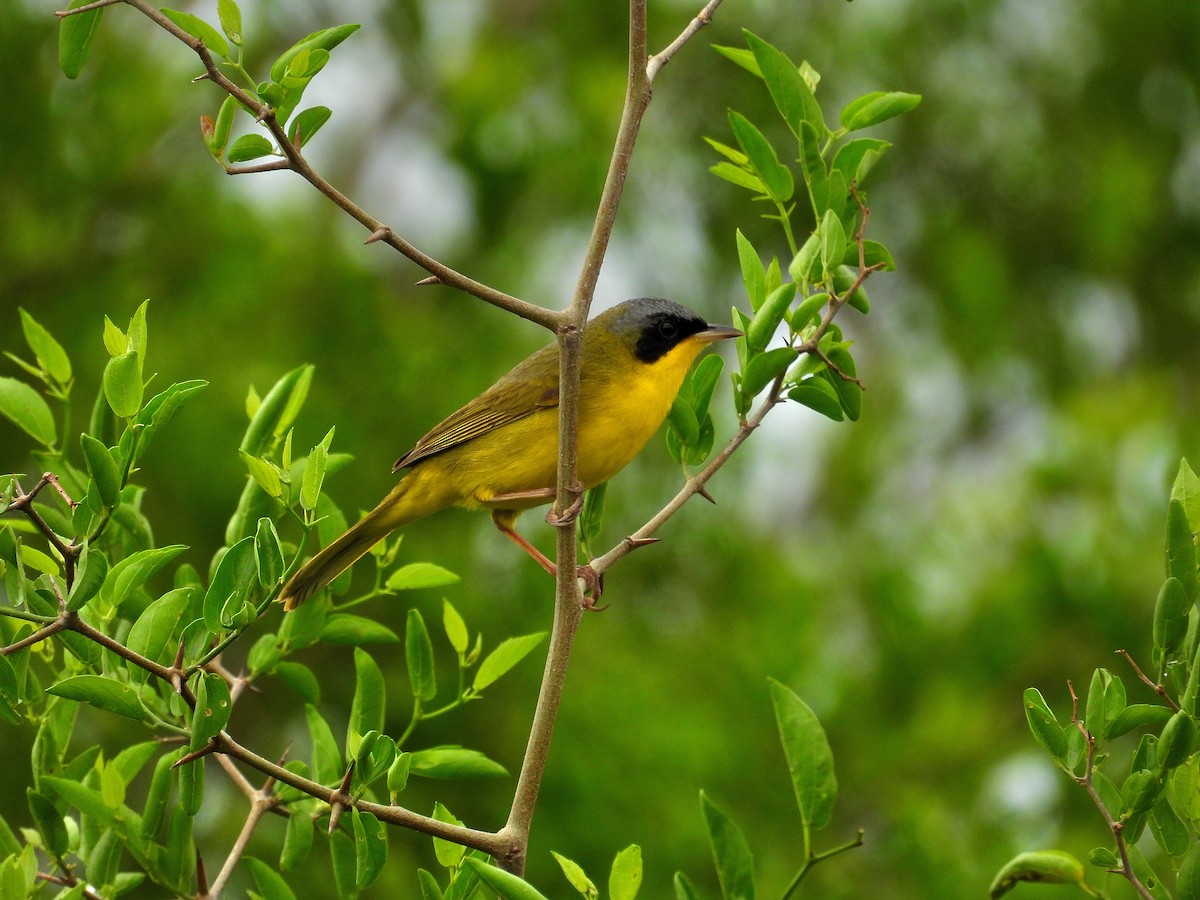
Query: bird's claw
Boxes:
[
  {"xmin": 546, "ymin": 483, "xmax": 586, "ymax": 527},
  {"xmin": 577, "ymin": 565, "xmax": 606, "ymax": 611}
]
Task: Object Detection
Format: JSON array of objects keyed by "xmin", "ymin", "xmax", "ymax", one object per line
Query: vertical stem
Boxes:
[{"xmin": 500, "ymin": 592, "xmax": 586, "ymax": 874}]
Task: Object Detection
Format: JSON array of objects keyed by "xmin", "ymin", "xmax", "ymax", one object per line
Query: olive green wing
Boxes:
[{"xmin": 392, "ymin": 342, "xmax": 560, "ymax": 472}]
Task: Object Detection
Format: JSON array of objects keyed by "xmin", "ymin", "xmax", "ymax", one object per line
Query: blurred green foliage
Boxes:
[{"xmin": 4, "ymin": 0, "xmax": 1200, "ymax": 898}]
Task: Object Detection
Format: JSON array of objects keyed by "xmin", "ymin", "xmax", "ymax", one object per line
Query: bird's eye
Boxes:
[{"xmin": 658, "ymin": 319, "xmax": 679, "ymax": 339}]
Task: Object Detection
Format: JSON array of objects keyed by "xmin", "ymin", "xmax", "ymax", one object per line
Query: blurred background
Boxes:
[{"xmin": 4, "ymin": 0, "xmax": 1200, "ymax": 897}]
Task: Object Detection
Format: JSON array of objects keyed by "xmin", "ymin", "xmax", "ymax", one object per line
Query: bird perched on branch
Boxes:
[{"xmin": 278, "ymin": 297, "xmax": 740, "ymax": 610}]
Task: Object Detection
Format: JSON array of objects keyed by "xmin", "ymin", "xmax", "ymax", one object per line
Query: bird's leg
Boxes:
[{"xmin": 491, "ymin": 512, "xmax": 605, "ymax": 609}]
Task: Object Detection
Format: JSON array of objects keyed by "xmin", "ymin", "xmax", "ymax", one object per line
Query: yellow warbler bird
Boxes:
[{"xmin": 279, "ymin": 297, "xmax": 740, "ymax": 610}]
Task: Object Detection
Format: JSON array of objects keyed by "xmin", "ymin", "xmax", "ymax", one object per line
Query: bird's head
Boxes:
[{"xmin": 595, "ymin": 297, "xmax": 742, "ymax": 363}]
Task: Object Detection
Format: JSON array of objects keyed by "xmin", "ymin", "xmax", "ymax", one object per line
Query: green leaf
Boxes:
[
  {"xmin": 349, "ymin": 647, "xmax": 386, "ymax": 747},
  {"xmin": 1088, "ymin": 847, "xmax": 1119, "ymax": 868},
  {"xmin": 19, "ymin": 309, "xmax": 71, "ymax": 385},
  {"xmin": 351, "ymin": 809, "xmax": 388, "ymax": 890},
  {"xmin": 216, "ymin": 0, "xmax": 242, "ymax": 46},
  {"xmin": 417, "ymin": 869, "xmax": 444, "ymax": 900},
  {"xmin": 1155, "ymin": 577, "xmax": 1190, "ymax": 658},
  {"xmin": 406, "ymin": 608, "xmax": 437, "ymax": 701},
  {"xmin": 269, "ymin": 23, "xmax": 361, "ymax": 82},
  {"xmin": 274, "ymin": 661, "xmax": 320, "ymax": 703},
  {"xmin": 789, "ymin": 377, "xmax": 843, "ymax": 421},
  {"xmin": 987, "ymin": 850, "xmax": 1085, "ymax": 897},
  {"xmin": 288, "ymin": 106, "xmax": 333, "ymax": 148},
  {"xmin": 1108, "ymin": 703, "xmax": 1174, "ymax": 739},
  {"xmin": 134, "ymin": 379, "xmax": 208, "ymax": 461},
  {"xmin": 80, "ymin": 434, "xmax": 121, "ymax": 507},
  {"xmin": 711, "ymin": 44, "xmax": 761, "ymax": 77},
  {"xmin": 1172, "ymin": 458, "xmax": 1200, "ymax": 532},
  {"xmin": 66, "ymin": 543, "xmax": 107, "ymax": 612},
  {"xmin": 474, "ymin": 632, "xmax": 547, "ymax": 692},
  {"xmin": 203, "ymin": 536, "xmax": 257, "ymax": 632},
  {"xmin": 245, "ymin": 856, "xmax": 298, "ymax": 900},
  {"xmin": 831, "ymin": 138, "xmax": 891, "ymax": 189},
  {"xmin": 320, "ymin": 613, "xmax": 399, "ymax": 645},
  {"xmin": 255, "ymin": 517, "xmax": 285, "ymax": 589},
  {"xmin": 160, "ymin": 8, "xmax": 230, "ymax": 58},
  {"xmin": 673, "ymin": 873, "xmax": 701, "ymax": 900},
  {"xmin": 741, "ymin": 347, "xmax": 798, "ymax": 399},
  {"xmin": 823, "ymin": 347, "xmax": 862, "ymax": 421},
  {"xmin": 744, "ymin": 31, "xmax": 822, "ymax": 136},
  {"xmin": 280, "ymin": 805, "xmax": 314, "ymax": 872},
  {"xmin": 1167, "ymin": 498, "xmax": 1197, "ymax": 602},
  {"xmin": 304, "ymin": 703, "xmax": 342, "ymax": 785},
  {"xmin": 354, "ymin": 731, "xmax": 396, "ymax": 786},
  {"xmin": 746, "ymin": 284, "xmax": 796, "ymax": 353},
  {"xmin": 442, "ymin": 599, "xmax": 469, "ymax": 654},
  {"xmin": 300, "ymin": 426, "xmax": 335, "ymax": 511},
  {"xmin": 240, "ymin": 365, "xmax": 313, "ymax": 456},
  {"xmin": 709, "ymin": 162, "xmax": 767, "ymax": 194},
  {"xmin": 240, "ymin": 450, "xmax": 284, "ymax": 499},
  {"xmin": 769, "ymin": 678, "xmax": 836, "ymax": 829},
  {"xmin": 1023, "ymin": 687, "xmax": 1068, "ymax": 760},
  {"xmin": 691, "ymin": 354, "xmax": 725, "ymax": 418},
  {"xmin": 126, "ymin": 587, "xmax": 192, "ymax": 678},
  {"xmin": 432, "ymin": 802, "xmax": 465, "ymax": 868},
  {"xmin": 227, "ymin": 134, "xmax": 275, "ymax": 164},
  {"xmin": 387, "ymin": 752, "xmax": 412, "ymax": 796},
  {"xmin": 190, "ymin": 671, "xmax": 232, "ymax": 748},
  {"xmin": 27, "ymin": 790, "xmax": 68, "ymax": 857},
  {"xmin": 736, "ymin": 230, "xmax": 765, "ymax": 311},
  {"xmin": 462, "ymin": 858, "xmax": 551, "ymax": 900},
  {"xmin": 58, "ymin": 0, "xmax": 105, "ymax": 79},
  {"xmin": 609, "ymin": 844, "xmax": 642, "ymax": 900},
  {"xmin": 820, "ymin": 209, "xmax": 847, "ymax": 276},
  {"xmin": 700, "ymin": 791, "xmax": 755, "ymax": 900},
  {"xmin": 727, "ymin": 111, "xmax": 793, "ymax": 203},
  {"xmin": 1179, "ymin": 842, "xmax": 1200, "ymax": 900},
  {"xmin": 408, "ymin": 746, "xmax": 509, "ymax": 780},
  {"xmin": 839, "ymin": 91, "xmax": 921, "ymax": 131},
  {"xmin": 0, "ymin": 377, "xmax": 57, "ymax": 446},
  {"xmin": 46, "ymin": 675, "xmax": 146, "ymax": 721},
  {"xmin": 552, "ymin": 852, "xmax": 598, "ymax": 899},
  {"xmin": 387, "ymin": 562, "xmax": 461, "ymax": 591},
  {"xmin": 842, "ymin": 239, "xmax": 896, "ymax": 272},
  {"xmin": 102, "ymin": 316, "xmax": 127, "ymax": 357},
  {"xmin": 669, "ymin": 396, "xmax": 700, "ymax": 446},
  {"xmin": 103, "ymin": 351, "xmax": 143, "ymax": 419},
  {"xmin": 1150, "ymin": 794, "xmax": 1189, "ymax": 857}
]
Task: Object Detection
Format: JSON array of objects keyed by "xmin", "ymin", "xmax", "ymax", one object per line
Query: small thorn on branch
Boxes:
[
  {"xmin": 697, "ymin": 485, "xmax": 717, "ymax": 504},
  {"xmin": 624, "ymin": 536, "xmax": 661, "ymax": 549},
  {"xmin": 175, "ymin": 740, "xmax": 220, "ymax": 768},
  {"xmin": 415, "ymin": 274, "xmax": 441, "ymax": 286},
  {"xmin": 364, "ymin": 226, "xmax": 392, "ymax": 245},
  {"xmin": 191, "ymin": 72, "xmax": 214, "ymax": 84},
  {"xmin": 327, "ymin": 761, "xmax": 356, "ymax": 834},
  {"xmin": 195, "ymin": 848, "xmax": 210, "ymax": 897}
]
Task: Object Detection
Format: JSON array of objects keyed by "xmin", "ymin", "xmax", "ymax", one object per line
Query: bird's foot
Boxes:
[
  {"xmin": 577, "ymin": 565, "xmax": 606, "ymax": 611},
  {"xmin": 545, "ymin": 482, "xmax": 586, "ymax": 526}
]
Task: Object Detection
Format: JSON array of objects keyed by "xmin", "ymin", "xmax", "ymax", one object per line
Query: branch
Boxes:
[
  {"xmin": 209, "ymin": 773, "xmax": 278, "ymax": 898},
  {"xmin": 647, "ymin": 0, "xmax": 725, "ymax": 82},
  {"xmin": 0, "ymin": 618, "xmax": 67, "ymax": 656},
  {"xmin": 115, "ymin": 0, "xmax": 557, "ymax": 330},
  {"xmin": 1067, "ymin": 681, "xmax": 1154, "ymax": 900}
]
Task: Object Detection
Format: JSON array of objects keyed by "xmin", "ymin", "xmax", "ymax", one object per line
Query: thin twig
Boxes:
[
  {"xmin": 54, "ymin": 0, "xmax": 123, "ymax": 16},
  {"xmin": 1067, "ymin": 681, "xmax": 1154, "ymax": 900},
  {"xmin": 647, "ymin": 0, "xmax": 725, "ymax": 82},
  {"xmin": 210, "ymin": 784, "xmax": 277, "ymax": 897},
  {"xmin": 0, "ymin": 618, "xmax": 67, "ymax": 656},
  {"xmin": 1116, "ymin": 649, "xmax": 1180, "ymax": 712}
]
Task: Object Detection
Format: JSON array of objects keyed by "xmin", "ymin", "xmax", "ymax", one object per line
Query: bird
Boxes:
[{"xmin": 278, "ymin": 297, "xmax": 741, "ymax": 610}]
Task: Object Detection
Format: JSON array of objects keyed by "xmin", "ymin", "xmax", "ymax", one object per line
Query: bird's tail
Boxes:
[{"xmin": 278, "ymin": 474, "xmax": 436, "ymax": 610}]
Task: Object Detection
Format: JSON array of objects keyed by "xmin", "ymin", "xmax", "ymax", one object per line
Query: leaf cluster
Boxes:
[{"xmin": 994, "ymin": 460, "xmax": 1200, "ymax": 899}]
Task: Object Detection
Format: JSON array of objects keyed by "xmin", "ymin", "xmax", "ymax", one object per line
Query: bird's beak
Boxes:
[{"xmin": 694, "ymin": 324, "xmax": 743, "ymax": 343}]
